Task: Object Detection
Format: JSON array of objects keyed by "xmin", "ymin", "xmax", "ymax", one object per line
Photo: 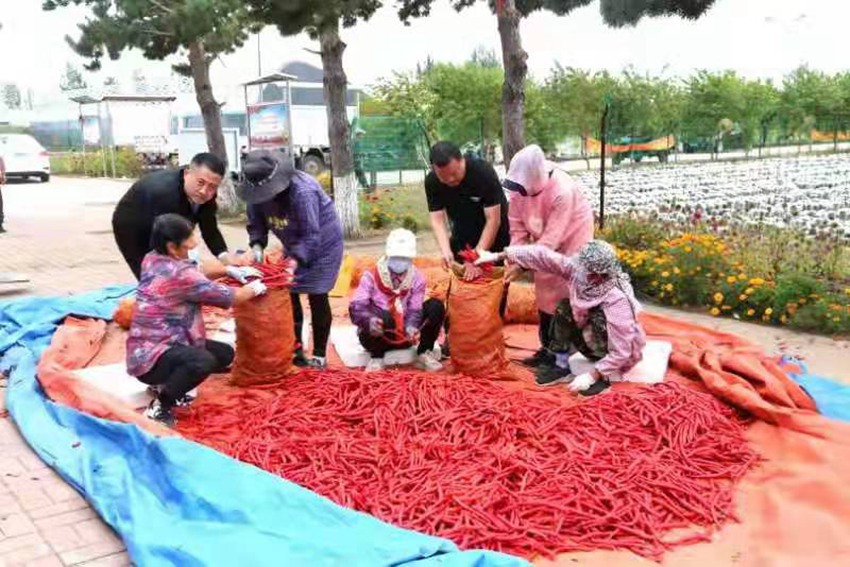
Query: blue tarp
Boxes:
[
  {"xmin": 0, "ymin": 288, "xmax": 526, "ymax": 567},
  {"xmin": 782, "ymin": 356, "xmax": 850, "ymax": 424}
]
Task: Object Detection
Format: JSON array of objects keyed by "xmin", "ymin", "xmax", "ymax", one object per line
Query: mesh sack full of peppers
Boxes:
[{"xmin": 220, "ymin": 257, "xmax": 297, "ymax": 386}]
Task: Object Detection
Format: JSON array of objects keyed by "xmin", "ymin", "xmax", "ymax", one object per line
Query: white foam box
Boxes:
[
  {"xmin": 330, "ymin": 324, "xmax": 438, "ymax": 368},
  {"xmin": 569, "ymin": 340, "xmax": 672, "ymax": 384}
]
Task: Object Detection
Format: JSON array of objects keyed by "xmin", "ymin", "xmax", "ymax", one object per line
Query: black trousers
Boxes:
[
  {"xmin": 359, "ymin": 298, "xmax": 446, "ymax": 357},
  {"xmin": 538, "ymin": 310, "xmax": 554, "ymax": 351},
  {"xmin": 291, "ymin": 293, "xmax": 332, "ymax": 358},
  {"xmin": 137, "ymin": 340, "xmax": 234, "ymax": 408},
  {"xmin": 112, "ymin": 211, "xmax": 149, "ymax": 281}
]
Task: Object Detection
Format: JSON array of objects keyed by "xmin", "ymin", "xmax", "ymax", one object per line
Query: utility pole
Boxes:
[{"xmin": 599, "ymin": 96, "xmax": 611, "ymax": 230}]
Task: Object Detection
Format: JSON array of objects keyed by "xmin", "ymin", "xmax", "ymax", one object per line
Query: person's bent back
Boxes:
[{"xmin": 112, "ymin": 153, "xmax": 230, "ymax": 280}]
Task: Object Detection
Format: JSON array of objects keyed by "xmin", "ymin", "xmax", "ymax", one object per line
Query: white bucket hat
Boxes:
[{"xmin": 385, "ymin": 229, "xmax": 417, "ymax": 258}]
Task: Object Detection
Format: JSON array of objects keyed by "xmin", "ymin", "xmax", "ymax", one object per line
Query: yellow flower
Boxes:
[
  {"xmin": 749, "ymin": 278, "xmax": 765, "ymax": 286},
  {"xmin": 713, "ymin": 292, "xmax": 724, "ymax": 305},
  {"xmin": 765, "ymin": 308, "xmax": 773, "ymax": 316},
  {"xmin": 747, "ymin": 309, "xmax": 756, "ymax": 317},
  {"xmin": 726, "ymin": 276, "xmax": 738, "ymax": 284},
  {"xmin": 696, "ymin": 266, "xmax": 702, "ymax": 272},
  {"xmin": 799, "ymin": 298, "xmax": 807, "ymax": 305},
  {"xmin": 661, "ymin": 271, "xmax": 670, "ymax": 278},
  {"xmin": 780, "ymin": 315, "xmax": 788, "ymax": 324},
  {"xmin": 745, "ymin": 287, "xmax": 754, "ymax": 295},
  {"xmin": 722, "ymin": 305, "xmax": 732, "ymax": 311},
  {"xmin": 673, "ymin": 267, "xmax": 681, "ymax": 275},
  {"xmin": 684, "ymin": 246, "xmax": 693, "ymax": 252},
  {"xmin": 710, "ymin": 307, "xmax": 720, "ymax": 316},
  {"xmin": 844, "ymin": 288, "xmax": 850, "ymax": 296},
  {"xmin": 650, "ymin": 281, "xmax": 659, "ymax": 287},
  {"xmin": 739, "ymin": 294, "xmax": 748, "ymax": 302},
  {"xmin": 665, "ymin": 283, "xmax": 674, "ymax": 292},
  {"xmin": 659, "ymin": 292, "xmax": 666, "ymax": 299}
]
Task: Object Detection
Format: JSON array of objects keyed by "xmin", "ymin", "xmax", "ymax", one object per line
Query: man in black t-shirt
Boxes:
[{"xmin": 425, "ymin": 142, "xmax": 510, "ymax": 281}]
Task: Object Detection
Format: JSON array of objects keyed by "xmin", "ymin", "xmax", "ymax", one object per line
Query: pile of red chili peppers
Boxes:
[
  {"xmin": 178, "ymin": 372, "xmax": 758, "ymax": 561},
  {"xmin": 222, "ymin": 258, "xmax": 296, "ymax": 289},
  {"xmin": 458, "ymin": 246, "xmax": 494, "ymax": 277}
]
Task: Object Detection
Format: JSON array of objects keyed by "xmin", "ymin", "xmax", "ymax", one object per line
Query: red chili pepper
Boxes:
[{"xmin": 176, "ymin": 374, "xmax": 757, "ymax": 561}]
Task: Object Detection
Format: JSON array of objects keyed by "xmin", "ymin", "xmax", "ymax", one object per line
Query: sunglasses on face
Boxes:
[{"xmin": 502, "ymin": 178, "xmax": 528, "ymax": 196}]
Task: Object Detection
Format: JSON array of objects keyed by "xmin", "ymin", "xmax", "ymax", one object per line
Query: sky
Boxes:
[{"xmin": 0, "ymin": 0, "xmax": 846, "ymax": 101}]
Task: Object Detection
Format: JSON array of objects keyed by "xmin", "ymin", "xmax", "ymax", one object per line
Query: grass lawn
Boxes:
[{"xmin": 359, "ymin": 183, "xmax": 432, "ymax": 236}]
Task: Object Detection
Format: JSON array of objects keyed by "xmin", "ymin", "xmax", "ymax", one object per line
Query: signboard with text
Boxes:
[{"xmin": 247, "ymin": 102, "xmax": 290, "ymax": 150}]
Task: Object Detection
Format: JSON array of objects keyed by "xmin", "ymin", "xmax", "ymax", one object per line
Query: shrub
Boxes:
[{"xmin": 401, "ymin": 214, "xmax": 419, "ymax": 233}]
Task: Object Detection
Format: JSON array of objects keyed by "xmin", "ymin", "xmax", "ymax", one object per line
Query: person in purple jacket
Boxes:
[
  {"xmin": 237, "ymin": 150, "xmax": 344, "ymax": 369},
  {"xmin": 349, "ymin": 229, "xmax": 445, "ymax": 372}
]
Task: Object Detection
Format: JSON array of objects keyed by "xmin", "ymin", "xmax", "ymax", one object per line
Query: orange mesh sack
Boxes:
[
  {"xmin": 231, "ymin": 288, "xmax": 295, "ymax": 386},
  {"xmin": 504, "ymin": 283, "xmax": 540, "ymax": 324},
  {"xmin": 113, "ymin": 297, "xmax": 136, "ymax": 330},
  {"xmin": 447, "ymin": 266, "xmax": 510, "ymax": 376}
]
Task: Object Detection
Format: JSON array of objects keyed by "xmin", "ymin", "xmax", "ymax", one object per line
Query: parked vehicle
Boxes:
[{"xmin": 0, "ymin": 134, "xmax": 51, "ymax": 182}]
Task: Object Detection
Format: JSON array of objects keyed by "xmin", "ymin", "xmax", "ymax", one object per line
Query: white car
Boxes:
[{"xmin": 0, "ymin": 134, "xmax": 51, "ymax": 182}]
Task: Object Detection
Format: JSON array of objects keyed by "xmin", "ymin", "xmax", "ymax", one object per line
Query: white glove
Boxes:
[
  {"xmin": 245, "ymin": 280, "xmax": 267, "ymax": 297},
  {"xmin": 252, "ymin": 245, "xmax": 265, "ymax": 264},
  {"xmin": 226, "ymin": 266, "xmax": 262, "ymax": 284},
  {"xmin": 568, "ymin": 372, "xmax": 596, "ymax": 392},
  {"xmin": 474, "ymin": 250, "xmax": 503, "ymax": 266}
]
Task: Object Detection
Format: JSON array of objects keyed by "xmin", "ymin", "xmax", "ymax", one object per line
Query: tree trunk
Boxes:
[
  {"xmin": 187, "ymin": 41, "xmax": 239, "ymax": 214},
  {"xmin": 319, "ymin": 19, "xmax": 361, "ymax": 239},
  {"xmin": 497, "ymin": 0, "xmax": 527, "ymax": 168}
]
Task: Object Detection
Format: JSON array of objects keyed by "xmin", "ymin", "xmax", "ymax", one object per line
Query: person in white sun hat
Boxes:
[{"xmin": 349, "ymin": 229, "xmax": 446, "ymax": 372}]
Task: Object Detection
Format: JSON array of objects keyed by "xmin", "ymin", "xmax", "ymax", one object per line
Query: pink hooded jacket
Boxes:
[{"xmin": 506, "ymin": 145, "xmax": 594, "ymax": 314}]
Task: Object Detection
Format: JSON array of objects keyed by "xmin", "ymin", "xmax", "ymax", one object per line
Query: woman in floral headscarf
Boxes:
[{"xmin": 477, "ymin": 240, "xmax": 646, "ymax": 396}]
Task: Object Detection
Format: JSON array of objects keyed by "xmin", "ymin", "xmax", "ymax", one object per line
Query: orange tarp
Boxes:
[
  {"xmin": 33, "ymin": 303, "xmax": 850, "ymax": 566},
  {"xmin": 584, "ymin": 135, "xmax": 676, "ymax": 155},
  {"xmin": 811, "ymin": 130, "xmax": 850, "ymax": 143}
]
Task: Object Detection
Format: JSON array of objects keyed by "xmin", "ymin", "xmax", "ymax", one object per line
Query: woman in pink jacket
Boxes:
[
  {"xmin": 477, "ymin": 240, "xmax": 646, "ymax": 396},
  {"xmin": 503, "ymin": 145, "xmax": 594, "ymax": 373}
]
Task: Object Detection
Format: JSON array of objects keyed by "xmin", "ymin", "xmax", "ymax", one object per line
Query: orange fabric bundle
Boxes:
[
  {"xmin": 447, "ymin": 266, "xmax": 510, "ymax": 376},
  {"xmin": 349, "ymin": 256, "xmax": 444, "ymax": 290},
  {"xmin": 504, "ymin": 283, "xmax": 539, "ymax": 324},
  {"xmin": 419, "ymin": 267, "xmax": 451, "ymax": 302},
  {"xmin": 230, "ymin": 288, "xmax": 295, "ymax": 386},
  {"xmin": 112, "ymin": 297, "xmax": 136, "ymax": 330},
  {"xmin": 350, "ymin": 256, "xmax": 378, "ymax": 289}
]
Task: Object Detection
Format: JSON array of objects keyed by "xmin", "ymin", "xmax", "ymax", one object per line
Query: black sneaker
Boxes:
[
  {"xmin": 147, "ymin": 386, "xmax": 194, "ymax": 408},
  {"xmin": 175, "ymin": 392, "xmax": 196, "ymax": 408},
  {"xmin": 293, "ymin": 348, "xmax": 310, "ymax": 367},
  {"xmin": 144, "ymin": 399, "xmax": 175, "ymax": 427},
  {"xmin": 522, "ymin": 349, "xmax": 555, "ymax": 368},
  {"xmin": 0, "ymin": 226, "xmax": 6, "ymax": 234},
  {"xmin": 579, "ymin": 378, "xmax": 611, "ymax": 397},
  {"xmin": 306, "ymin": 357, "xmax": 327, "ymax": 369},
  {"xmin": 535, "ymin": 364, "xmax": 573, "ymax": 387}
]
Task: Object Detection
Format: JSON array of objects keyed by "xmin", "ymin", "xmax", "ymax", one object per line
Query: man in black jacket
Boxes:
[{"xmin": 112, "ymin": 153, "xmax": 230, "ymax": 279}]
